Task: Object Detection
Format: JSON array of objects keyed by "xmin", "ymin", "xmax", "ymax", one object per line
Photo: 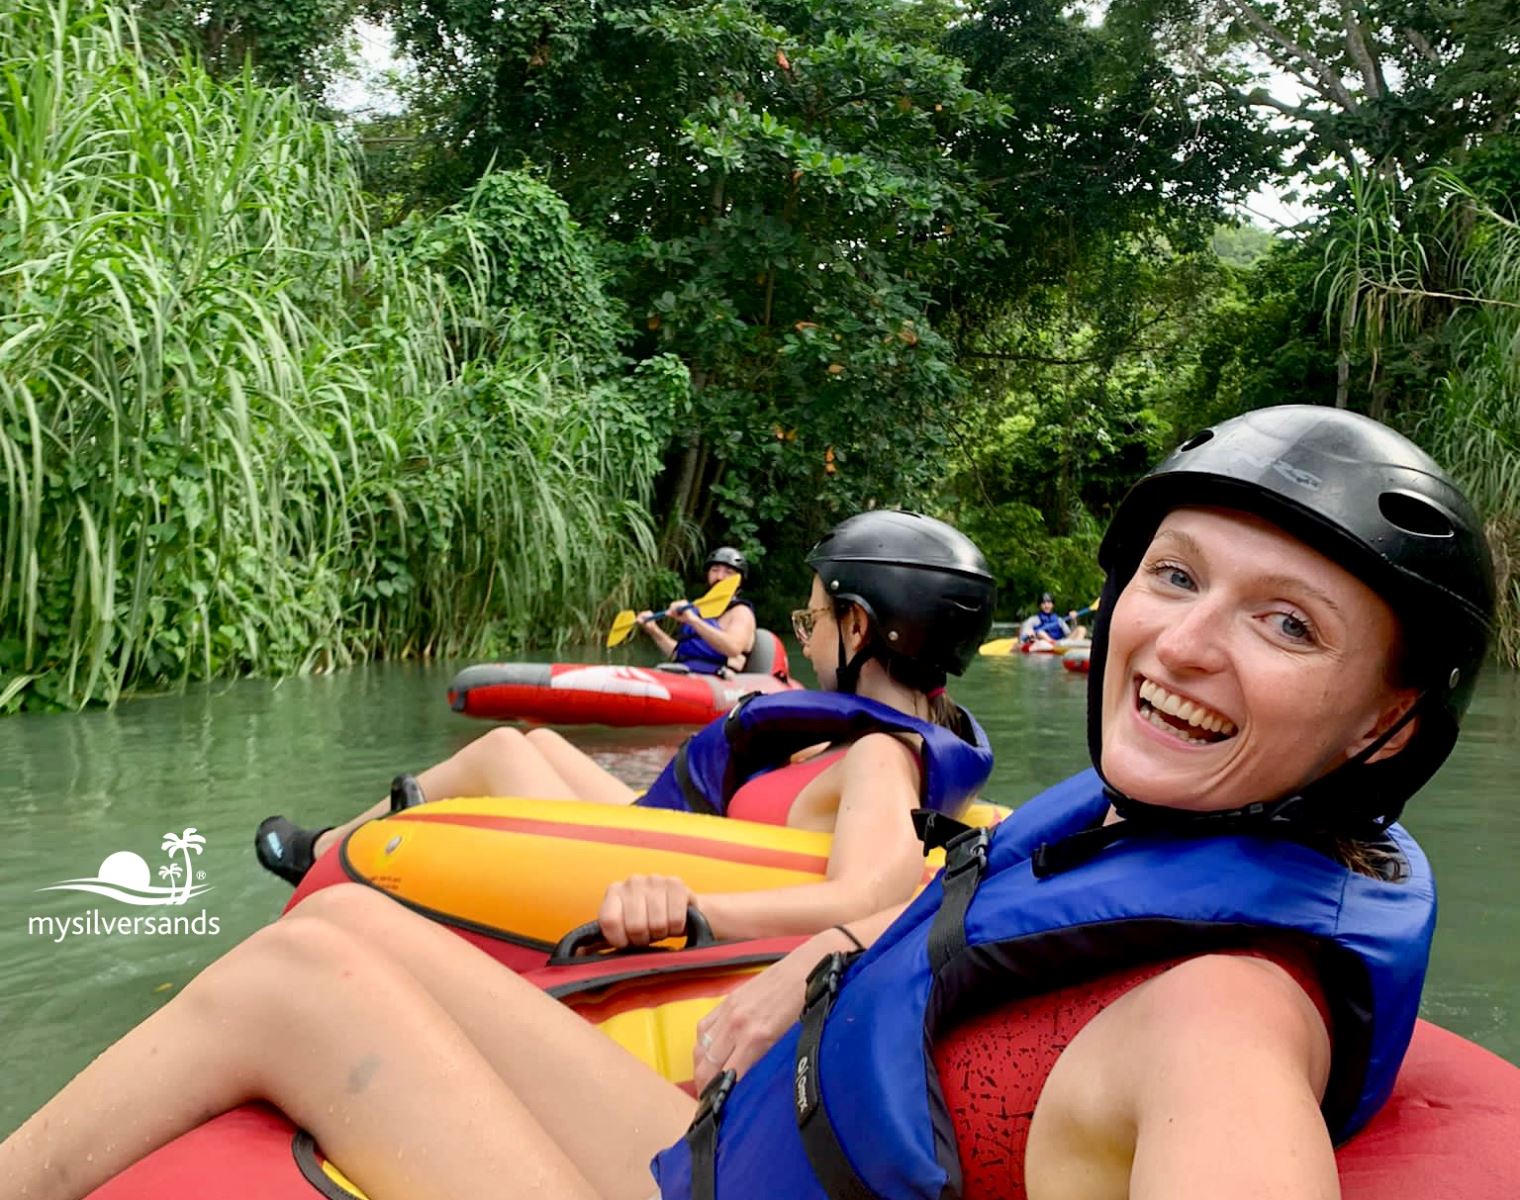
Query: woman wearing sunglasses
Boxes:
[{"xmin": 255, "ymin": 510, "xmax": 996, "ymax": 951}]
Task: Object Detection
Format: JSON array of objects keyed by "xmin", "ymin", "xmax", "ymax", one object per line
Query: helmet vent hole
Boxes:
[
  {"xmin": 1378, "ymin": 492, "xmax": 1454, "ymax": 538},
  {"xmin": 1178, "ymin": 430, "xmax": 1214, "ymax": 452}
]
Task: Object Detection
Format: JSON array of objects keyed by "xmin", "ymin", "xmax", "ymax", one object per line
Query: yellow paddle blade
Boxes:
[
  {"xmin": 977, "ymin": 637, "xmax": 1020, "ymax": 657},
  {"xmin": 688, "ymin": 572, "xmax": 741, "ymax": 618},
  {"xmin": 606, "ymin": 609, "xmax": 638, "ymax": 648}
]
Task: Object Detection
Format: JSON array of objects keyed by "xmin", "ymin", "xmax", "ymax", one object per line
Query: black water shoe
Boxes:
[
  {"xmin": 254, "ymin": 816, "xmax": 330, "ymax": 887},
  {"xmin": 389, "ymin": 774, "xmax": 426, "ymax": 813}
]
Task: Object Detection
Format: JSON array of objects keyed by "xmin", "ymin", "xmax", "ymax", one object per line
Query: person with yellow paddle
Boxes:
[
  {"xmin": 615, "ymin": 547, "xmax": 757, "ymax": 675},
  {"xmin": 978, "ymin": 592, "xmax": 1095, "ymax": 656}
]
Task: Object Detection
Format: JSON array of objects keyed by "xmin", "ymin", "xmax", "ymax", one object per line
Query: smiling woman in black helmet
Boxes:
[
  {"xmin": 648, "ymin": 404, "xmax": 1497, "ymax": 1200},
  {"xmin": 6, "ymin": 410, "xmax": 1497, "ymax": 1200}
]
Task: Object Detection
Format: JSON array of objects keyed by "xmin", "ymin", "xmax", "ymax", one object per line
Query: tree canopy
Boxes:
[{"xmin": 43, "ymin": 0, "xmax": 1520, "ymax": 675}]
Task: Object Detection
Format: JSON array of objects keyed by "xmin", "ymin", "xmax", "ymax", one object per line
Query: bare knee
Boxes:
[
  {"xmin": 182, "ymin": 919, "xmax": 395, "ymax": 1096},
  {"xmin": 244, "ymin": 917, "xmax": 371, "ymax": 985},
  {"xmin": 188, "ymin": 917, "xmax": 371, "ymax": 1027},
  {"xmin": 524, "ymin": 727, "xmax": 569, "ymax": 752},
  {"xmin": 474, "ymin": 726, "xmax": 530, "ymax": 760}
]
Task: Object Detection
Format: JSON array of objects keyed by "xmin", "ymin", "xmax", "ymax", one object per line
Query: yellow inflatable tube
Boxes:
[{"xmin": 330, "ymin": 794, "xmax": 1009, "ymax": 959}]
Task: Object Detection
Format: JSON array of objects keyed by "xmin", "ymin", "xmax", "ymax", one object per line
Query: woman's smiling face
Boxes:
[{"xmin": 1100, "ymin": 507, "xmax": 1415, "ymax": 812}]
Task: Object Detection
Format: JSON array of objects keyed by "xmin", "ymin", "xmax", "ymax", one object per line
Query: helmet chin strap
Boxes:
[
  {"xmin": 832, "ymin": 622, "xmax": 875, "ymax": 695},
  {"xmin": 1035, "ymin": 691, "xmax": 1431, "ymax": 879}
]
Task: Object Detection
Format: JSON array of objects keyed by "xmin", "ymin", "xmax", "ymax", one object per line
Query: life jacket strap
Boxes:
[
  {"xmin": 793, "ymin": 951, "xmax": 877, "ymax": 1200},
  {"xmin": 927, "ymin": 826, "xmax": 991, "ymax": 974},
  {"xmin": 673, "ymin": 743, "xmax": 720, "ymax": 816},
  {"xmin": 1032, "ymin": 822, "xmax": 1133, "ymax": 878},
  {"xmin": 686, "ymin": 1067, "xmax": 736, "ymax": 1200},
  {"xmin": 1031, "ymin": 801, "xmax": 1326, "ymax": 879}
]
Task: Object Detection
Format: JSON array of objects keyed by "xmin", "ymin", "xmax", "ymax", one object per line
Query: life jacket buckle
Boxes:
[
  {"xmin": 941, "ymin": 826, "xmax": 990, "ymax": 880},
  {"xmin": 911, "ymin": 807, "xmax": 974, "ymax": 853},
  {"xmin": 803, "ymin": 950, "xmax": 851, "ymax": 1012},
  {"xmin": 692, "ymin": 1067, "xmax": 736, "ymax": 1129}
]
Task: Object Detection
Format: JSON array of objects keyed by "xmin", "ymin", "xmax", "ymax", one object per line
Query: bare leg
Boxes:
[
  {"xmin": 312, "ymin": 726, "xmax": 617, "ymax": 858},
  {"xmin": 285, "ymin": 885, "xmax": 691, "ymax": 1165},
  {"xmin": 414, "ymin": 726, "xmax": 587, "ymax": 800},
  {"xmin": 0, "ymin": 891, "xmax": 691, "ymax": 1200},
  {"xmin": 524, "ymin": 728, "xmax": 639, "ymax": 805}
]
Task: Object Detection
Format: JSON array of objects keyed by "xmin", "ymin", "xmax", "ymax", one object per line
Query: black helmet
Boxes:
[
  {"xmin": 805, "ymin": 510, "xmax": 995, "ymax": 686},
  {"xmin": 1089, "ymin": 404, "xmax": 1495, "ymax": 830},
  {"xmin": 704, "ymin": 546, "xmax": 748, "ymax": 579}
]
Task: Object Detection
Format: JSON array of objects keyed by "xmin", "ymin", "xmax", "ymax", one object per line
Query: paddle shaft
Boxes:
[{"xmin": 606, "ymin": 573, "xmax": 741, "ymax": 647}]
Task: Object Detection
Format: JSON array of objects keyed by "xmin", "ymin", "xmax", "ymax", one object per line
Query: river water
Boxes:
[{"xmin": 1, "ymin": 646, "xmax": 1516, "ymax": 1134}]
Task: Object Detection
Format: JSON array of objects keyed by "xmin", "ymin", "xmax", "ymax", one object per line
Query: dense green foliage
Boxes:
[
  {"xmin": 1118, "ymin": 0, "xmax": 1520, "ymax": 179},
  {"xmin": 0, "ymin": 0, "xmax": 680, "ymax": 710},
  {"xmin": 370, "ymin": 0, "xmax": 1019, "ymax": 590},
  {"xmin": 348, "ymin": 0, "xmax": 1290, "ymax": 609},
  {"xmin": 134, "ymin": 0, "xmax": 364, "ymax": 91},
  {"xmin": 9, "ymin": 0, "xmax": 1518, "ymax": 711},
  {"xmin": 942, "ymin": 0, "xmax": 1520, "ymax": 648}
]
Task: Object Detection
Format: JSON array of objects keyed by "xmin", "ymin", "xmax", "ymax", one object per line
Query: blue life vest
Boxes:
[
  {"xmin": 635, "ymin": 691, "xmax": 994, "ymax": 820},
  {"xmin": 1025, "ymin": 610, "xmax": 1069, "ymax": 640},
  {"xmin": 673, "ymin": 600, "xmax": 754, "ymax": 675},
  {"xmin": 653, "ymin": 769, "xmax": 1434, "ymax": 1199}
]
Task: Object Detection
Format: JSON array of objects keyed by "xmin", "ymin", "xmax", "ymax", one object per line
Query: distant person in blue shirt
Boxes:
[{"xmin": 1021, "ymin": 592, "xmax": 1080, "ymax": 644}]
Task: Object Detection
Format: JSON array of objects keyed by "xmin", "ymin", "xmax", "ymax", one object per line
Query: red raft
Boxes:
[
  {"xmin": 448, "ymin": 632, "xmax": 802, "ymax": 727},
  {"xmin": 89, "ymin": 1015, "xmax": 1520, "ymax": 1199}
]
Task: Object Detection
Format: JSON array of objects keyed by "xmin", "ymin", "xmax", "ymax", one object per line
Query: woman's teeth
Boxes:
[{"xmin": 1137, "ymin": 678, "xmax": 1237, "ymax": 742}]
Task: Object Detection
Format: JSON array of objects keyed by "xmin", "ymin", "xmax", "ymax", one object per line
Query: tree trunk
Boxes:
[
  {"xmin": 660, "ymin": 436, "xmax": 702, "ymax": 562},
  {"xmin": 695, "ymin": 460, "xmax": 727, "ymax": 532}
]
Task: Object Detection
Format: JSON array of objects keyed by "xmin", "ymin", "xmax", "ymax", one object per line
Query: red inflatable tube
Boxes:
[
  {"xmin": 88, "ymin": 1019, "xmax": 1520, "ymax": 1199},
  {"xmin": 448, "ymin": 654, "xmax": 801, "ymax": 728}
]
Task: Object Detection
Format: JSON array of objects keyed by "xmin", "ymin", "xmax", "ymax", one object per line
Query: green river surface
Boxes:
[{"xmin": 1, "ymin": 644, "xmax": 1517, "ymax": 1135}]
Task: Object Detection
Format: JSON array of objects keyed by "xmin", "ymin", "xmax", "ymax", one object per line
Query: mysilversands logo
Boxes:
[{"xmin": 28, "ymin": 826, "xmax": 222, "ymax": 943}]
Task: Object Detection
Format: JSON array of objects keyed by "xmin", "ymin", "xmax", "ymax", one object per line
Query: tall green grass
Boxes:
[
  {"xmin": 1415, "ymin": 194, "xmax": 1520, "ymax": 667},
  {"xmin": 1324, "ymin": 173, "xmax": 1520, "ymax": 666},
  {"xmin": 0, "ymin": 0, "xmax": 680, "ymax": 710}
]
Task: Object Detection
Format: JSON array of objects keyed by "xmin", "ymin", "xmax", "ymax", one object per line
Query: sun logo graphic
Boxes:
[{"xmin": 37, "ymin": 827, "xmax": 211, "ymax": 907}]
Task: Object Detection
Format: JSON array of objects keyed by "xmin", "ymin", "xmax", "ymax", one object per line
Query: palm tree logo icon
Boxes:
[{"xmin": 160, "ymin": 829, "xmax": 207, "ymax": 905}]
